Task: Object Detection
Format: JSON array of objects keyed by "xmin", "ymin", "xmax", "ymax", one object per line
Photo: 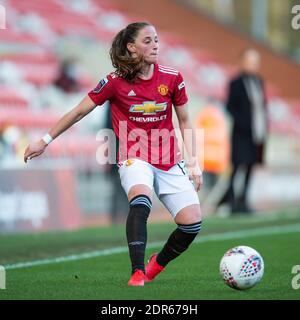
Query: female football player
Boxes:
[{"xmin": 24, "ymin": 22, "xmax": 203, "ymax": 286}]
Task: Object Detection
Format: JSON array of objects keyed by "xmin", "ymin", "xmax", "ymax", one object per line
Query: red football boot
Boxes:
[
  {"xmin": 145, "ymin": 253, "xmax": 165, "ymax": 282},
  {"xmin": 127, "ymin": 269, "xmax": 146, "ymax": 286}
]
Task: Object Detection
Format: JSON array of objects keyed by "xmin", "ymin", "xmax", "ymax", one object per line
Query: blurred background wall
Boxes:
[
  {"xmin": 0, "ymin": 0, "xmax": 299, "ymax": 233},
  {"xmin": 183, "ymin": 0, "xmax": 300, "ymax": 62}
]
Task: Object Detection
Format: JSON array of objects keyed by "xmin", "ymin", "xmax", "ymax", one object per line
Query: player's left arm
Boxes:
[{"xmin": 175, "ymin": 104, "xmax": 203, "ymax": 191}]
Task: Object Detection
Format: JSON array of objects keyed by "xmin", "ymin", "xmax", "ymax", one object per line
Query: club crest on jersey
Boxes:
[
  {"xmin": 125, "ymin": 159, "xmax": 135, "ymax": 166},
  {"xmin": 158, "ymin": 84, "xmax": 169, "ymax": 96},
  {"xmin": 130, "ymin": 101, "xmax": 167, "ymax": 115},
  {"xmin": 93, "ymin": 77, "xmax": 108, "ymax": 93}
]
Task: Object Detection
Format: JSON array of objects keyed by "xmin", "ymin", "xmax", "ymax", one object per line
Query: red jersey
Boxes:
[{"xmin": 88, "ymin": 63, "xmax": 188, "ymax": 171}]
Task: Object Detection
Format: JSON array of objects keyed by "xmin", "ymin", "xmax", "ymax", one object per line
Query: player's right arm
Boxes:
[
  {"xmin": 24, "ymin": 95, "xmax": 96, "ymax": 163},
  {"xmin": 24, "ymin": 74, "xmax": 115, "ymax": 163}
]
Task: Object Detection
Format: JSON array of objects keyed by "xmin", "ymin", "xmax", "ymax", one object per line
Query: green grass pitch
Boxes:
[{"xmin": 0, "ymin": 209, "xmax": 300, "ymax": 300}]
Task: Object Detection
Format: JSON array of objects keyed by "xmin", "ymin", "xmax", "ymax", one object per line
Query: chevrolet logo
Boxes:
[{"xmin": 130, "ymin": 101, "xmax": 167, "ymax": 115}]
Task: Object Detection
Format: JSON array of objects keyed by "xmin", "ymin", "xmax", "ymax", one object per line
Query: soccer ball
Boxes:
[{"xmin": 219, "ymin": 245, "xmax": 264, "ymax": 290}]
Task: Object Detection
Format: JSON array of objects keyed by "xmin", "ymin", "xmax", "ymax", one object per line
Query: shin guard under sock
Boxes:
[
  {"xmin": 126, "ymin": 195, "xmax": 152, "ymax": 273},
  {"xmin": 157, "ymin": 221, "xmax": 202, "ymax": 267}
]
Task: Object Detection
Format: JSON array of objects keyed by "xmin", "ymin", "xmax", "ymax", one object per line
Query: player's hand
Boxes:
[
  {"xmin": 187, "ymin": 165, "xmax": 203, "ymax": 192},
  {"xmin": 24, "ymin": 140, "xmax": 47, "ymax": 163}
]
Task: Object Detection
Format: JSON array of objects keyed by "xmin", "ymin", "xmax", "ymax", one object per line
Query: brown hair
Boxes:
[{"xmin": 109, "ymin": 22, "xmax": 151, "ymax": 82}]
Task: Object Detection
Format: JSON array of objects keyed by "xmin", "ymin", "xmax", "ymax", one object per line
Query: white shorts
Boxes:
[{"xmin": 118, "ymin": 159, "xmax": 200, "ymax": 218}]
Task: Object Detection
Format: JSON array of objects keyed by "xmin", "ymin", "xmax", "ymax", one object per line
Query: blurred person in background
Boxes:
[
  {"xmin": 24, "ymin": 22, "xmax": 203, "ymax": 287},
  {"xmin": 0, "ymin": 124, "xmax": 24, "ymax": 163},
  {"xmin": 218, "ymin": 49, "xmax": 268, "ymax": 214},
  {"xmin": 54, "ymin": 58, "xmax": 79, "ymax": 93}
]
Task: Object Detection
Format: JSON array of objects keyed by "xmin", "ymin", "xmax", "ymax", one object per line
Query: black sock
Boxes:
[
  {"xmin": 157, "ymin": 221, "xmax": 202, "ymax": 267},
  {"xmin": 126, "ymin": 195, "xmax": 152, "ymax": 274}
]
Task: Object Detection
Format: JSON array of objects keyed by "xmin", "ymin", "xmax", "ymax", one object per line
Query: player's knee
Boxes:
[
  {"xmin": 128, "ymin": 185, "xmax": 152, "ymax": 202},
  {"xmin": 175, "ymin": 204, "xmax": 202, "ymax": 225}
]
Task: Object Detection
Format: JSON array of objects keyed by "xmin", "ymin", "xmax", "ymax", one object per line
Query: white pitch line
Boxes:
[{"xmin": 4, "ymin": 223, "xmax": 300, "ymax": 271}]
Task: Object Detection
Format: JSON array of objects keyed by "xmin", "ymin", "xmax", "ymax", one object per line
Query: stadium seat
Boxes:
[
  {"xmin": 0, "ymin": 87, "xmax": 29, "ymax": 108},
  {"xmin": 0, "ymin": 108, "xmax": 61, "ymax": 129}
]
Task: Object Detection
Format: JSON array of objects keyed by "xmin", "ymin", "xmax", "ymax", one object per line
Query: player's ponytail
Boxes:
[{"xmin": 109, "ymin": 22, "xmax": 151, "ymax": 82}]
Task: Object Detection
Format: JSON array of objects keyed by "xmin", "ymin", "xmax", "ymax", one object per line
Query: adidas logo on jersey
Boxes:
[{"xmin": 128, "ymin": 90, "xmax": 136, "ymax": 96}]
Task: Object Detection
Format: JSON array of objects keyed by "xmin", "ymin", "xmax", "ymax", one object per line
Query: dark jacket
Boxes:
[{"xmin": 226, "ymin": 73, "xmax": 267, "ymax": 165}]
